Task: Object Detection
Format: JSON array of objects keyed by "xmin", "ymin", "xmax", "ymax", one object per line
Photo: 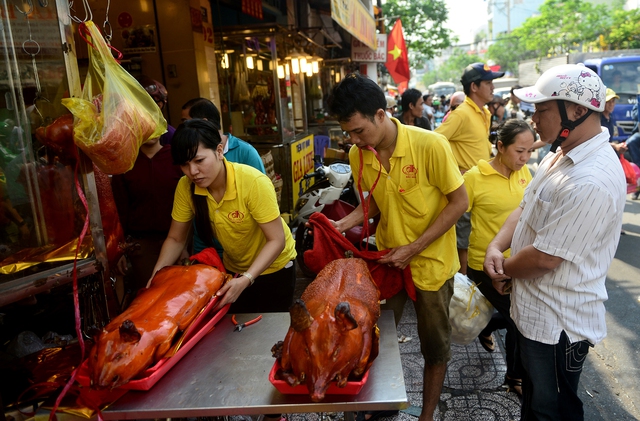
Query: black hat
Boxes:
[{"xmin": 460, "ymin": 62, "xmax": 505, "ymax": 86}]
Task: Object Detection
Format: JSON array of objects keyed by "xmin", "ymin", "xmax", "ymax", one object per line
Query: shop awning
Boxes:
[{"xmin": 330, "ymin": 0, "xmax": 376, "ymax": 50}]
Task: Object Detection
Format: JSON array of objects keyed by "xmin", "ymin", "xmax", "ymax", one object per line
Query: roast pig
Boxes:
[
  {"xmin": 273, "ymin": 258, "xmax": 380, "ymax": 401},
  {"xmin": 89, "ymin": 264, "xmax": 225, "ymax": 389}
]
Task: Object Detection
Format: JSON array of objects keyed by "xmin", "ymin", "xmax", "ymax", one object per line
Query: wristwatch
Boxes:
[{"xmin": 242, "ymin": 272, "xmax": 255, "ymax": 285}]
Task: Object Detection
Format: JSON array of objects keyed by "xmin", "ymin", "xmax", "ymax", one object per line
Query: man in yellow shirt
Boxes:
[
  {"xmin": 328, "ymin": 73, "xmax": 467, "ymax": 421},
  {"xmin": 435, "ymin": 62, "xmax": 504, "ymax": 274}
]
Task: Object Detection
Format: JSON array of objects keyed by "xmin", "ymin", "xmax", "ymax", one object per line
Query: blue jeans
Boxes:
[
  {"xmin": 518, "ymin": 330, "xmax": 592, "ymax": 421},
  {"xmin": 626, "ymin": 132, "xmax": 640, "ymax": 165}
]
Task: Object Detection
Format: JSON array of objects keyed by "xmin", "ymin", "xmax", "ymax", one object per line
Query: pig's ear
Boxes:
[
  {"xmin": 119, "ymin": 319, "xmax": 142, "ymax": 343},
  {"xmin": 335, "ymin": 302, "xmax": 358, "ymax": 331},
  {"xmin": 290, "ymin": 299, "xmax": 313, "ymax": 332}
]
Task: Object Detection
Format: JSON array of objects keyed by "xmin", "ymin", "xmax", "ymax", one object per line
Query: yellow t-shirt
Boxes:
[
  {"xmin": 349, "ymin": 118, "xmax": 464, "ymax": 291},
  {"xmin": 464, "ymin": 160, "xmax": 532, "ymax": 271},
  {"xmin": 435, "ymin": 96, "xmax": 492, "ymax": 172},
  {"xmin": 172, "ymin": 160, "xmax": 296, "ymax": 274}
]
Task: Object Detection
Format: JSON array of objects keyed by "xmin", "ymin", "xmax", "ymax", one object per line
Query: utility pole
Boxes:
[{"xmin": 506, "ymin": 0, "xmax": 510, "ymax": 34}]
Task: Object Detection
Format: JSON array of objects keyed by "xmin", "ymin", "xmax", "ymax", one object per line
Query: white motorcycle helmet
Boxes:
[{"xmin": 514, "ymin": 64, "xmax": 606, "ymax": 151}]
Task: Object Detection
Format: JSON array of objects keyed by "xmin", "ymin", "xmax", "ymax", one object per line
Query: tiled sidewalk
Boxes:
[{"xmin": 395, "ymin": 300, "xmax": 521, "ymax": 421}]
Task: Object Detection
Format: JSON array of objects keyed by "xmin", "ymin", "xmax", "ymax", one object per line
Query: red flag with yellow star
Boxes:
[{"xmin": 386, "ymin": 19, "xmax": 410, "ymax": 85}]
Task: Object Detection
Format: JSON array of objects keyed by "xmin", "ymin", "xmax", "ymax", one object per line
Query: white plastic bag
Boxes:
[{"xmin": 449, "ymin": 273, "xmax": 494, "ymax": 345}]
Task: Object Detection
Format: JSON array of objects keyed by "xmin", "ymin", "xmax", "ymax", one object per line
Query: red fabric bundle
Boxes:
[
  {"xmin": 190, "ymin": 247, "xmax": 226, "ymax": 273},
  {"xmin": 303, "ymin": 212, "xmax": 416, "ymax": 301}
]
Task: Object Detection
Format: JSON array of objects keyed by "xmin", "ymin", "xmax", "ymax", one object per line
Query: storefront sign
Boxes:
[
  {"xmin": 202, "ymin": 22, "xmax": 214, "ymax": 45},
  {"xmin": 351, "ymin": 34, "xmax": 387, "ymax": 63},
  {"xmin": 290, "ymin": 135, "xmax": 315, "ymax": 205},
  {"xmin": 190, "ymin": 7, "xmax": 203, "ymax": 33},
  {"xmin": 242, "ymin": 0, "xmax": 263, "ymax": 20},
  {"xmin": 330, "ymin": 0, "xmax": 376, "ymax": 51}
]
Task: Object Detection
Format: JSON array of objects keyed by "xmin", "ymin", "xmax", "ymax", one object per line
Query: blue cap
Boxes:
[{"xmin": 461, "ymin": 62, "xmax": 505, "ymax": 85}]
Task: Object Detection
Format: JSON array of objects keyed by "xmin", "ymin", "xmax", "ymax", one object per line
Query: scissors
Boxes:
[{"xmin": 232, "ymin": 314, "xmax": 262, "ymax": 332}]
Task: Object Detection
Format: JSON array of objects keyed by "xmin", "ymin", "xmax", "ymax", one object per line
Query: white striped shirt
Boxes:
[{"xmin": 511, "ymin": 128, "xmax": 626, "ymax": 345}]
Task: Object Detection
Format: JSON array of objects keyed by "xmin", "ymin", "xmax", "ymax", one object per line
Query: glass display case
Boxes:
[{"xmin": 0, "ymin": 0, "xmax": 105, "ymax": 307}]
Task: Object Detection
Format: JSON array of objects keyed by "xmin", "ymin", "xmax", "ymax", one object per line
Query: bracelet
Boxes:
[{"xmin": 242, "ymin": 272, "xmax": 255, "ymax": 286}]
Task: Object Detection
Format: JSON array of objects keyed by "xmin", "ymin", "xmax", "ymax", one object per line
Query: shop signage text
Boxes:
[
  {"xmin": 290, "ymin": 135, "xmax": 315, "ymax": 204},
  {"xmin": 330, "ymin": 0, "xmax": 376, "ymax": 51},
  {"xmin": 351, "ymin": 34, "xmax": 387, "ymax": 63}
]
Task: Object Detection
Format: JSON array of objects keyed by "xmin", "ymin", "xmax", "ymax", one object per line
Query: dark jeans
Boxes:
[
  {"xmin": 626, "ymin": 132, "xmax": 640, "ymax": 165},
  {"xmin": 468, "ymin": 268, "xmax": 522, "ymax": 379},
  {"xmin": 519, "ymin": 330, "xmax": 592, "ymax": 421}
]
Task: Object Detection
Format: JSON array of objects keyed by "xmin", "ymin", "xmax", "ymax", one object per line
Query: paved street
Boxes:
[
  {"xmin": 282, "ymin": 194, "xmax": 640, "ymax": 421},
  {"xmin": 579, "ymin": 198, "xmax": 640, "ymax": 421}
]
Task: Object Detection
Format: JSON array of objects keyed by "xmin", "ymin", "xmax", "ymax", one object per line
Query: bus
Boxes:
[
  {"xmin": 427, "ymin": 82, "xmax": 456, "ymax": 98},
  {"xmin": 584, "ymin": 57, "xmax": 640, "ymax": 141}
]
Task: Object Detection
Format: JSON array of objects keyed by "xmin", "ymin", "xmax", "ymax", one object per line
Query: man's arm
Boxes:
[
  {"xmin": 503, "ymin": 245, "xmax": 564, "ymax": 279},
  {"xmin": 379, "ymin": 183, "xmax": 468, "ymax": 269}
]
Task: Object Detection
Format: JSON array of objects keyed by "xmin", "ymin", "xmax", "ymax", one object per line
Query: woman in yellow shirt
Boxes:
[
  {"xmin": 151, "ymin": 119, "xmax": 296, "ymax": 313},
  {"xmin": 464, "ymin": 118, "xmax": 535, "ymax": 397}
]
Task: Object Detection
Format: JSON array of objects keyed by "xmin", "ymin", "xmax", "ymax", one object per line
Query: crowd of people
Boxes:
[
  {"xmin": 111, "ymin": 62, "xmax": 633, "ymax": 421},
  {"xmin": 327, "ymin": 62, "xmax": 628, "ymax": 421}
]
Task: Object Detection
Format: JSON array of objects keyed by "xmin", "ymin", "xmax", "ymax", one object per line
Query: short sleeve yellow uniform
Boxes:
[
  {"xmin": 464, "ymin": 159, "xmax": 532, "ymax": 271},
  {"xmin": 172, "ymin": 160, "xmax": 296, "ymax": 274},
  {"xmin": 349, "ymin": 118, "xmax": 464, "ymax": 291},
  {"xmin": 435, "ymin": 96, "xmax": 492, "ymax": 172}
]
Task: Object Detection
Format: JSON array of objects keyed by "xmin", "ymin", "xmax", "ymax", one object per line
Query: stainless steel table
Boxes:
[{"xmin": 102, "ymin": 311, "xmax": 408, "ymax": 419}]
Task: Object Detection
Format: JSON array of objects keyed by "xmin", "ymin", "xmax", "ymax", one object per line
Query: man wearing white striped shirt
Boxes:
[{"xmin": 484, "ymin": 64, "xmax": 627, "ymax": 421}]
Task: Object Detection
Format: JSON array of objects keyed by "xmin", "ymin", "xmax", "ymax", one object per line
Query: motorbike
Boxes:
[{"xmin": 291, "ymin": 161, "xmax": 377, "ymax": 277}]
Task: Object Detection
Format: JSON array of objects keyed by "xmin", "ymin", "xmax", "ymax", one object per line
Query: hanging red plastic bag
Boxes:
[
  {"xmin": 61, "ymin": 21, "xmax": 167, "ymax": 174},
  {"xmin": 620, "ymin": 155, "xmax": 638, "ymax": 186}
]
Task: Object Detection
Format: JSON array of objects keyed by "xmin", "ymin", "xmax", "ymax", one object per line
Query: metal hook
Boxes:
[
  {"xmin": 32, "ymin": 95, "xmax": 51, "ymax": 125},
  {"xmin": 68, "ymin": 0, "xmax": 92, "ymax": 23},
  {"xmin": 103, "ymin": 20, "xmax": 113, "ymax": 44},
  {"xmin": 102, "ymin": 0, "xmax": 112, "ymax": 43},
  {"xmin": 13, "ymin": 0, "xmax": 32, "ymax": 15}
]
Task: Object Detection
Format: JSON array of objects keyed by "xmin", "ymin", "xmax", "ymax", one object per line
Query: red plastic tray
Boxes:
[
  {"xmin": 269, "ymin": 360, "xmax": 369, "ymax": 396},
  {"xmin": 77, "ymin": 297, "xmax": 230, "ymax": 391}
]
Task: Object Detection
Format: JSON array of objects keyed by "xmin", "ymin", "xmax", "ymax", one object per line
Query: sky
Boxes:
[{"xmin": 443, "ymin": 0, "xmax": 489, "ymax": 46}]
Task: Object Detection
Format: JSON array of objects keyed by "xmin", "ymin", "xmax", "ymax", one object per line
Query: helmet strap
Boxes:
[{"xmin": 551, "ymin": 100, "xmax": 593, "ymax": 152}]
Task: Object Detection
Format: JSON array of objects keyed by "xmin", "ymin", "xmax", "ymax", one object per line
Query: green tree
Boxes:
[
  {"xmin": 606, "ymin": 8, "xmax": 640, "ymax": 50},
  {"xmin": 513, "ymin": 0, "xmax": 609, "ymax": 56},
  {"xmin": 487, "ymin": 0, "xmax": 616, "ymax": 70},
  {"xmin": 381, "ymin": 0, "xmax": 455, "ymax": 68},
  {"xmin": 424, "ymin": 48, "xmax": 483, "ymax": 86},
  {"xmin": 486, "ymin": 33, "xmax": 536, "ymax": 76}
]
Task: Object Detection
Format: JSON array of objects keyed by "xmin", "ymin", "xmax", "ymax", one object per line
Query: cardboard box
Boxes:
[{"xmin": 324, "ymin": 147, "xmax": 347, "ymax": 162}]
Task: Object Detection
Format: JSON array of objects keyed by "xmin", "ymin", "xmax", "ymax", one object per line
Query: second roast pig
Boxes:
[{"xmin": 273, "ymin": 258, "xmax": 380, "ymax": 401}]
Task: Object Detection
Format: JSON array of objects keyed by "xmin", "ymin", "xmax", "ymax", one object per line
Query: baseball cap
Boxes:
[
  {"xmin": 460, "ymin": 63, "xmax": 505, "ymax": 85},
  {"xmin": 605, "ymin": 88, "xmax": 620, "ymax": 102}
]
